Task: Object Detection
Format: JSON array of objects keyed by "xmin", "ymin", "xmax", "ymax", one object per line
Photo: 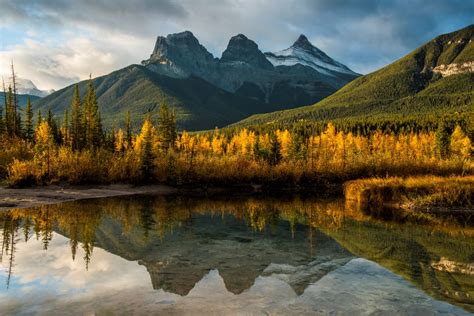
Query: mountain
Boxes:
[
  {"xmin": 0, "ymin": 92, "xmax": 41, "ymax": 108},
  {"xmin": 264, "ymin": 35, "xmax": 358, "ymax": 88},
  {"xmin": 233, "ymin": 25, "xmax": 474, "ymax": 128},
  {"xmin": 12, "ymin": 78, "xmax": 54, "ymax": 97},
  {"xmin": 34, "ymin": 31, "xmax": 358, "ymax": 130},
  {"xmin": 33, "ymin": 65, "xmax": 274, "ymax": 131},
  {"xmin": 142, "ymin": 32, "xmax": 359, "ymax": 106},
  {"xmin": 0, "ymin": 78, "xmax": 49, "ymax": 108}
]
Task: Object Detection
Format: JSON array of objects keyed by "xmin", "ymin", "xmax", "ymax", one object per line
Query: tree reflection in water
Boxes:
[{"xmin": 0, "ymin": 195, "xmax": 473, "ymax": 311}]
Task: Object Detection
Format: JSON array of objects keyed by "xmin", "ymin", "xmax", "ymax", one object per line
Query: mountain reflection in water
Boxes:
[{"xmin": 0, "ymin": 195, "xmax": 473, "ymax": 315}]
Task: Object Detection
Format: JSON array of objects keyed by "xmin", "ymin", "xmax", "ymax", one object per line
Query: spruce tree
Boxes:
[
  {"xmin": 5, "ymin": 86, "xmax": 14, "ymax": 137},
  {"xmin": 10, "ymin": 62, "xmax": 20, "ymax": 138},
  {"xmin": 140, "ymin": 113, "xmax": 155, "ymax": 182},
  {"xmin": 268, "ymin": 133, "xmax": 282, "ymax": 166},
  {"xmin": 83, "ymin": 78, "xmax": 102, "ymax": 149},
  {"xmin": 435, "ymin": 119, "xmax": 451, "ymax": 159},
  {"xmin": 35, "ymin": 110, "xmax": 42, "ymax": 130},
  {"xmin": 125, "ymin": 110, "xmax": 132, "ymax": 147},
  {"xmin": 70, "ymin": 85, "xmax": 83, "ymax": 150},
  {"xmin": 62, "ymin": 109, "xmax": 69, "ymax": 145},
  {"xmin": 24, "ymin": 96, "xmax": 34, "ymax": 141},
  {"xmin": 157, "ymin": 103, "xmax": 177, "ymax": 151},
  {"xmin": 46, "ymin": 108, "xmax": 60, "ymax": 144}
]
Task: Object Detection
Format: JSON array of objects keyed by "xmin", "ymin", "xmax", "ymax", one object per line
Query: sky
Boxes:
[{"xmin": 0, "ymin": 0, "xmax": 472, "ymax": 91}]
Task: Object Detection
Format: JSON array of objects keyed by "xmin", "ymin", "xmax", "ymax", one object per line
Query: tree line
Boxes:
[{"xmin": 0, "ymin": 66, "xmax": 472, "ymax": 186}]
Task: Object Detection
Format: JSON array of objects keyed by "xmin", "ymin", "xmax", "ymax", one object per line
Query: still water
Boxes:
[{"xmin": 0, "ymin": 195, "xmax": 473, "ymax": 315}]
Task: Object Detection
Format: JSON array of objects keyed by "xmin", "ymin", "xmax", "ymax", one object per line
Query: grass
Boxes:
[{"xmin": 344, "ymin": 175, "xmax": 474, "ymax": 211}]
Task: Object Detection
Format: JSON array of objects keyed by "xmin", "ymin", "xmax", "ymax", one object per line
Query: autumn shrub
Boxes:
[
  {"xmin": 0, "ymin": 138, "xmax": 33, "ymax": 179},
  {"xmin": 7, "ymin": 159, "xmax": 37, "ymax": 187},
  {"xmin": 3, "ymin": 121, "xmax": 473, "ymax": 187},
  {"xmin": 344, "ymin": 175, "xmax": 474, "ymax": 209}
]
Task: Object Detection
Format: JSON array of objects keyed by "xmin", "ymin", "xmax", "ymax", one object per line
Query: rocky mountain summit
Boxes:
[
  {"xmin": 265, "ymin": 34, "xmax": 358, "ymax": 80},
  {"xmin": 142, "ymin": 31, "xmax": 359, "ymax": 108},
  {"xmin": 36, "ymin": 30, "xmax": 359, "ymax": 130},
  {"xmin": 221, "ymin": 34, "xmax": 273, "ymax": 70}
]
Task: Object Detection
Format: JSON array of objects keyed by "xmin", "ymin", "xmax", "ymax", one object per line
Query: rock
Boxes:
[{"xmin": 221, "ymin": 34, "xmax": 273, "ymax": 70}]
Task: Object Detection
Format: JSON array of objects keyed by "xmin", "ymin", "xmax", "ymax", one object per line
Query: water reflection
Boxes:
[{"xmin": 0, "ymin": 195, "xmax": 473, "ymax": 314}]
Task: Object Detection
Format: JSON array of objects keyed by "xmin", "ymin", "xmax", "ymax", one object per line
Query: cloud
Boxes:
[
  {"xmin": 0, "ymin": 0, "xmax": 472, "ymax": 89},
  {"xmin": 0, "ymin": 35, "xmax": 151, "ymax": 90}
]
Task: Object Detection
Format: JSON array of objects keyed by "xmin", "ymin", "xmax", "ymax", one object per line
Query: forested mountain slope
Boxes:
[{"xmin": 233, "ymin": 25, "xmax": 473, "ymax": 129}]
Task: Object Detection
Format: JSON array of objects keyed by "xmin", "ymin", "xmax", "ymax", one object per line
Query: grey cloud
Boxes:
[{"xmin": 1, "ymin": 0, "xmax": 472, "ymax": 89}]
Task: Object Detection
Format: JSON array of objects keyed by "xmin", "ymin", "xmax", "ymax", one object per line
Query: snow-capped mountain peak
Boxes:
[
  {"xmin": 265, "ymin": 35, "xmax": 358, "ymax": 77},
  {"xmin": 2, "ymin": 77, "xmax": 53, "ymax": 97}
]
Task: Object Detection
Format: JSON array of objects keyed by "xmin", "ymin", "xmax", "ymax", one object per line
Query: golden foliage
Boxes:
[{"xmin": 3, "ymin": 121, "xmax": 473, "ymax": 186}]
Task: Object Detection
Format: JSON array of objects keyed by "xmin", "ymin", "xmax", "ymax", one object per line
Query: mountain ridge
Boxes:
[
  {"xmin": 232, "ymin": 24, "xmax": 474, "ymax": 128},
  {"xmin": 34, "ymin": 31, "xmax": 359, "ymax": 130}
]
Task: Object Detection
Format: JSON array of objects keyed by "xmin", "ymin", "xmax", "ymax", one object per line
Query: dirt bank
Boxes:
[{"xmin": 0, "ymin": 184, "xmax": 178, "ymax": 211}]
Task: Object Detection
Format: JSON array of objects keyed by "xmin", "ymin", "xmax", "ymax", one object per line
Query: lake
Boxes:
[{"xmin": 1, "ymin": 195, "xmax": 473, "ymax": 315}]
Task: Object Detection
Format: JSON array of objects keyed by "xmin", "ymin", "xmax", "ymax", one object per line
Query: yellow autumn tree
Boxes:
[
  {"xmin": 35, "ymin": 121, "xmax": 55, "ymax": 177},
  {"xmin": 450, "ymin": 125, "xmax": 472, "ymax": 160},
  {"xmin": 276, "ymin": 129, "xmax": 292, "ymax": 159}
]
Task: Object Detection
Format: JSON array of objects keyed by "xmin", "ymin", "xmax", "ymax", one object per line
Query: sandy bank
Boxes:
[{"xmin": 0, "ymin": 184, "xmax": 178, "ymax": 211}]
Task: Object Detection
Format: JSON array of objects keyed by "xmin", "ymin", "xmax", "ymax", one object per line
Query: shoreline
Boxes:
[
  {"xmin": 0, "ymin": 184, "xmax": 179, "ymax": 211},
  {"xmin": 1, "ymin": 179, "xmax": 472, "ymax": 214},
  {"xmin": 0, "ymin": 182, "xmax": 344, "ymax": 211}
]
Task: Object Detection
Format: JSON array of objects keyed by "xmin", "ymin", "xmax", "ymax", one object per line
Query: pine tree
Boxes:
[
  {"xmin": 70, "ymin": 85, "xmax": 83, "ymax": 150},
  {"xmin": 125, "ymin": 110, "xmax": 132, "ymax": 147},
  {"xmin": 435, "ymin": 119, "xmax": 451, "ymax": 159},
  {"xmin": 268, "ymin": 133, "xmax": 282, "ymax": 166},
  {"xmin": 138, "ymin": 113, "xmax": 155, "ymax": 182},
  {"xmin": 46, "ymin": 108, "xmax": 60, "ymax": 144},
  {"xmin": 107, "ymin": 128, "xmax": 116, "ymax": 151},
  {"xmin": 5, "ymin": 86, "xmax": 14, "ymax": 137},
  {"xmin": 35, "ymin": 110, "xmax": 42, "ymax": 130},
  {"xmin": 24, "ymin": 96, "xmax": 34, "ymax": 141},
  {"xmin": 62, "ymin": 109, "xmax": 69, "ymax": 145},
  {"xmin": 97, "ymin": 111, "xmax": 104, "ymax": 145},
  {"xmin": 83, "ymin": 77, "xmax": 102, "ymax": 149},
  {"xmin": 157, "ymin": 103, "xmax": 177, "ymax": 151},
  {"xmin": 10, "ymin": 62, "xmax": 20, "ymax": 137}
]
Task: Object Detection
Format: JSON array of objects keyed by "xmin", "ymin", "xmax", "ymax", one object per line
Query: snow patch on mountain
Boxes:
[
  {"xmin": 265, "ymin": 35, "xmax": 358, "ymax": 77},
  {"xmin": 2, "ymin": 77, "xmax": 54, "ymax": 97}
]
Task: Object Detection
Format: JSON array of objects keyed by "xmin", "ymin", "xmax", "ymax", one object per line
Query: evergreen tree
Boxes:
[
  {"xmin": 70, "ymin": 85, "xmax": 83, "ymax": 150},
  {"xmin": 10, "ymin": 62, "xmax": 20, "ymax": 138},
  {"xmin": 83, "ymin": 78, "xmax": 102, "ymax": 149},
  {"xmin": 97, "ymin": 112, "xmax": 104, "ymax": 144},
  {"xmin": 125, "ymin": 110, "xmax": 132, "ymax": 147},
  {"xmin": 62, "ymin": 109, "xmax": 69, "ymax": 145},
  {"xmin": 5, "ymin": 86, "xmax": 14, "ymax": 137},
  {"xmin": 139, "ymin": 113, "xmax": 155, "ymax": 182},
  {"xmin": 35, "ymin": 110, "xmax": 42, "ymax": 130},
  {"xmin": 46, "ymin": 108, "xmax": 60, "ymax": 144},
  {"xmin": 24, "ymin": 96, "xmax": 34, "ymax": 141},
  {"xmin": 268, "ymin": 133, "xmax": 282, "ymax": 166},
  {"xmin": 157, "ymin": 103, "xmax": 177, "ymax": 151},
  {"xmin": 107, "ymin": 128, "xmax": 116, "ymax": 151},
  {"xmin": 435, "ymin": 119, "xmax": 451, "ymax": 159}
]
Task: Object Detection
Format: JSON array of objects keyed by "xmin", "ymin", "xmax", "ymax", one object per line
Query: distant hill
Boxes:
[
  {"xmin": 0, "ymin": 92, "xmax": 41, "ymax": 108},
  {"xmin": 33, "ymin": 31, "xmax": 358, "ymax": 130},
  {"xmin": 232, "ymin": 25, "xmax": 474, "ymax": 128},
  {"xmin": 33, "ymin": 65, "xmax": 276, "ymax": 130}
]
